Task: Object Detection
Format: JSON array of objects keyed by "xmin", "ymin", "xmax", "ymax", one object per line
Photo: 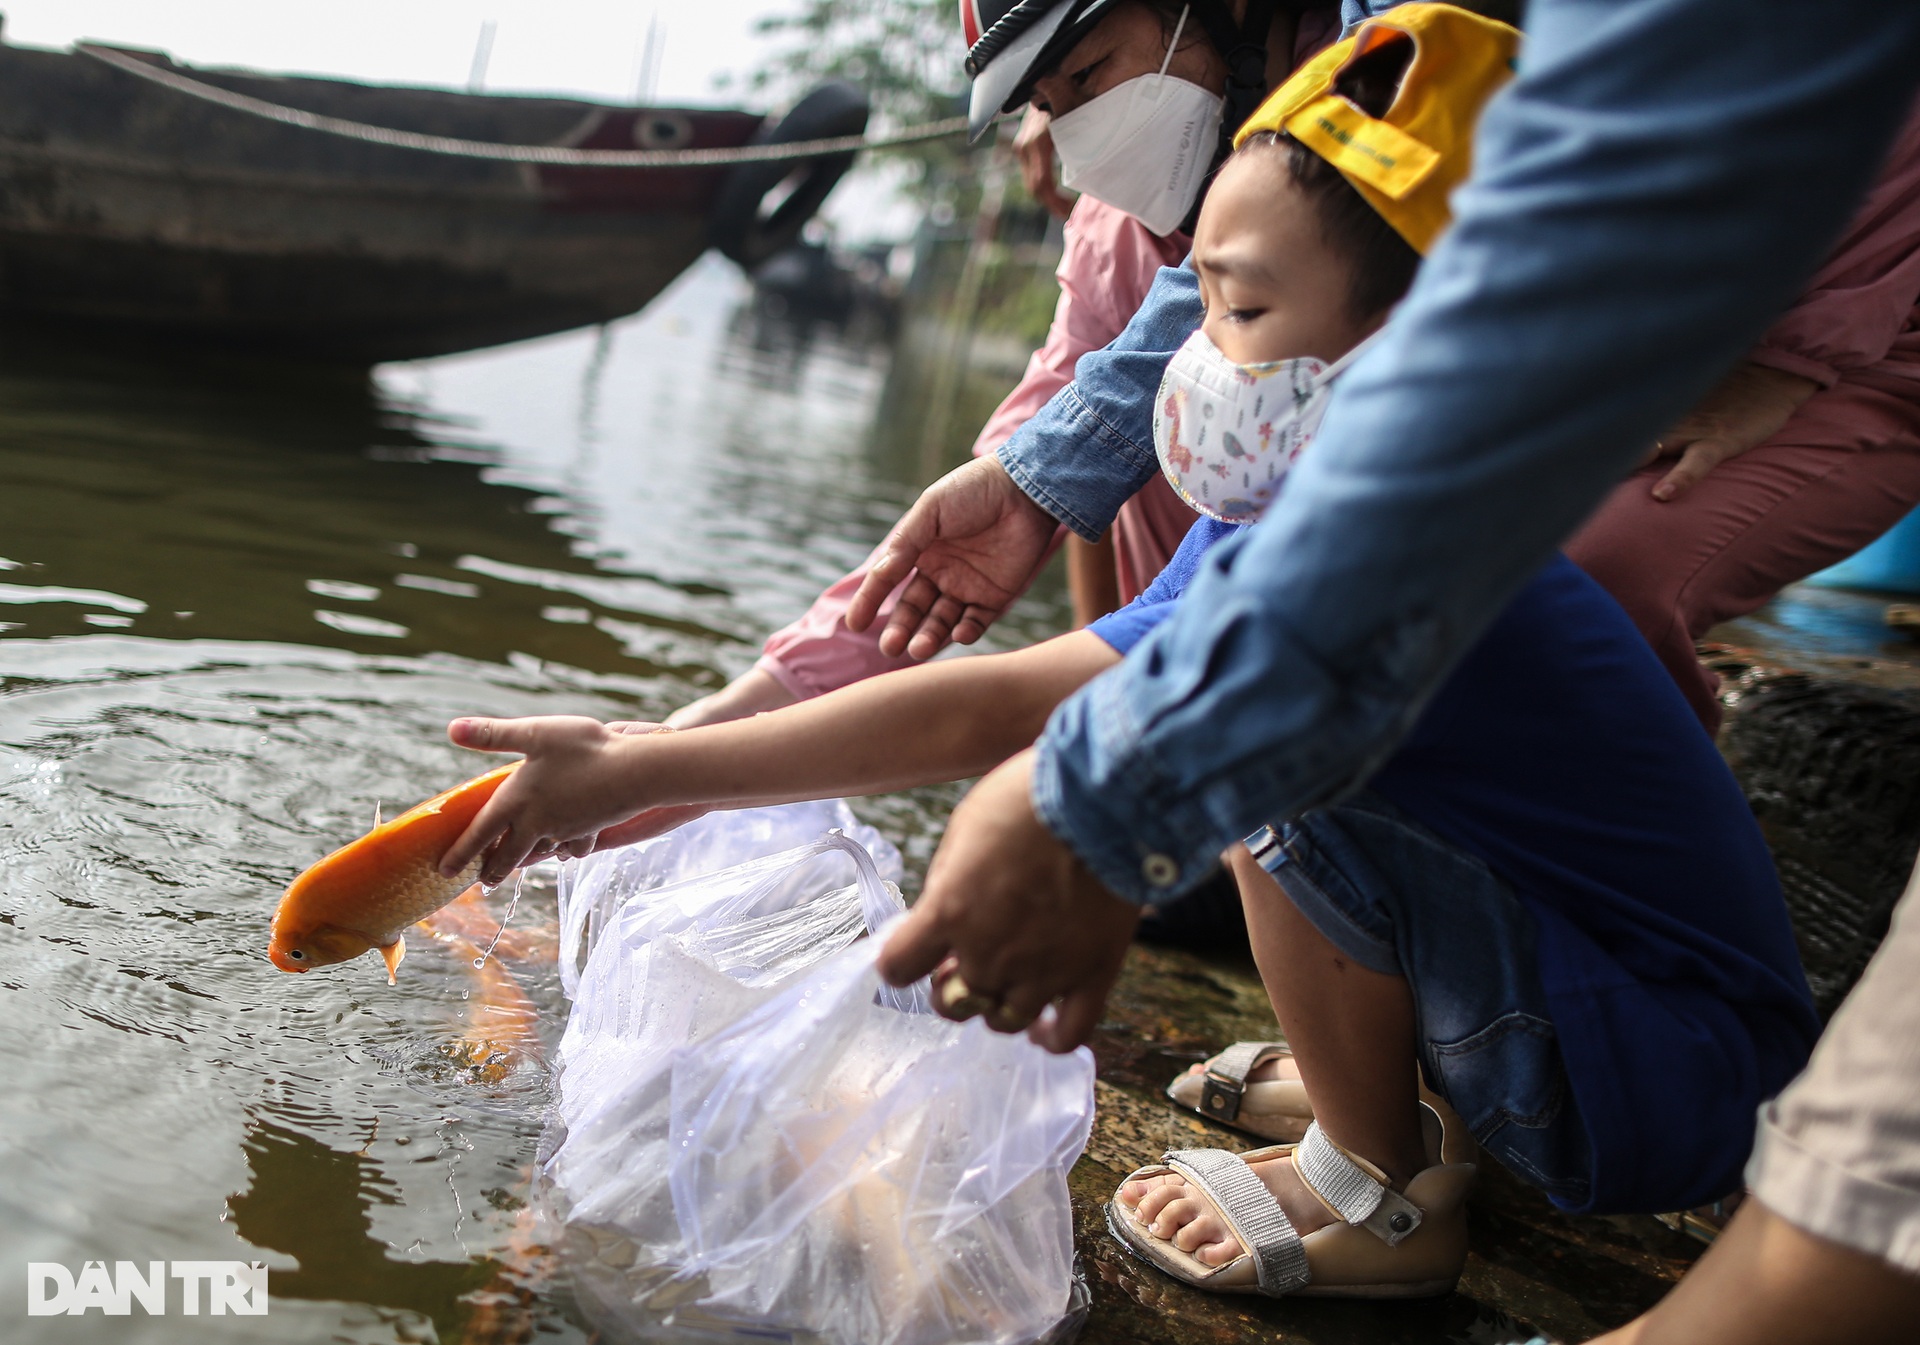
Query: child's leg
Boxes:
[
  {"xmin": 1118, "ymin": 845, "xmax": 1428, "ymax": 1265},
  {"xmin": 1238, "ymin": 845, "xmax": 1428, "ymax": 1183}
]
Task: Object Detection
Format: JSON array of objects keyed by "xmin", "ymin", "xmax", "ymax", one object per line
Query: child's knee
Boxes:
[{"xmin": 1223, "ymin": 843, "xmax": 1283, "ymax": 906}]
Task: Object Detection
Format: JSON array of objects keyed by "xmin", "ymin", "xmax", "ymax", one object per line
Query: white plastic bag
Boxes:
[
  {"xmin": 665, "ymin": 939, "xmax": 1096, "ymax": 1345},
  {"xmin": 543, "ymin": 817, "xmax": 1095, "ymax": 1345},
  {"xmin": 557, "ymin": 799, "xmax": 902, "ymax": 997}
]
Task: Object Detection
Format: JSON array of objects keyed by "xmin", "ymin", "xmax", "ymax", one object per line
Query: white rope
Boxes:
[{"xmin": 78, "ymin": 42, "xmax": 969, "ymax": 168}]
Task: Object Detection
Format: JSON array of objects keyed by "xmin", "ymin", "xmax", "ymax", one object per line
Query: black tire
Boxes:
[{"xmin": 708, "ymin": 82, "xmax": 871, "ymax": 272}]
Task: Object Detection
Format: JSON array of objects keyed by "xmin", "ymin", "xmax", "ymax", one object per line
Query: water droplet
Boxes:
[{"xmin": 471, "ymin": 869, "xmax": 524, "ymax": 970}]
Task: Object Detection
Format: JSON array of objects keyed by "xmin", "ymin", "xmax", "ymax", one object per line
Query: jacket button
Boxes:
[{"xmin": 1141, "ymin": 853, "xmax": 1179, "ymax": 887}]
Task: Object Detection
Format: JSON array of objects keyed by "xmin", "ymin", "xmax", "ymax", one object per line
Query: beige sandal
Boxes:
[
  {"xmin": 1167, "ymin": 1041, "xmax": 1314, "ymax": 1141},
  {"xmin": 1107, "ymin": 1102, "xmax": 1475, "ymax": 1299},
  {"xmin": 1170, "ymin": 1041, "xmax": 1477, "ymax": 1165}
]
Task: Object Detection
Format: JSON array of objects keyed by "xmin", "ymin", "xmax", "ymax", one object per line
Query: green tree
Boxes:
[
  {"xmin": 738, "ymin": 0, "xmax": 981, "ymax": 195},
  {"xmin": 750, "ymin": 0, "xmax": 963, "ymax": 127}
]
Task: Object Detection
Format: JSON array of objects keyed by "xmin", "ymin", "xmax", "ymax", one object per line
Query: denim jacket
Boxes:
[{"xmin": 1001, "ymin": 0, "xmax": 1920, "ymax": 905}]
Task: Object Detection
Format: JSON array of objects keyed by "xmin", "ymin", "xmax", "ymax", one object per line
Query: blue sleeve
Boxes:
[
  {"xmin": 1087, "ymin": 518, "xmax": 1237, "ymax": 653},
  {"xmin": 1029, "ymin": 0, "xmax": 1920, "ymax": 905},
  {"xmin": 995, "ymin": 265, "xmax": 1202, "ymax": 542}
]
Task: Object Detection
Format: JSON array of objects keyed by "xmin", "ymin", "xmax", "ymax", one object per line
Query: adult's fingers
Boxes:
[
  {"xmin": 877, "ymin": 902, "xmax": 952, "ymax": 988},
  {"xmin": 949, "ymin": 604, "xmax": 996, "ymax": 648},
  {"xmin": 878, "ymin": 574, "xmax": 951, "ymax": 659},
  {"xmin": 1651, "ymin": 439, "xmax": 1734, "ymax": 502},
  {"xmin": 1032, "ymin": 985, "xmax": 1107, "ymax": 1054},
  {"xmin": 901, "ymin": 591, "xmax": 967, "ymax": 661},
  {"xmin": 986, "ymin": 981, "xmax": 1053, "ymax": 1035},
  {"xmin": 847, "ymin": 535, "xmax": 924, "ymax": 633}
]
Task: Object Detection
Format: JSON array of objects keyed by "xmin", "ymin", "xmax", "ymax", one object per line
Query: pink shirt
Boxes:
[
  {"xmin": 969, "ymin": 199, "xmax": 1199, "ymax": 606},
  {"xmin": 757, "ymin": 197, "xmax": 1188, "ymax": 699}
]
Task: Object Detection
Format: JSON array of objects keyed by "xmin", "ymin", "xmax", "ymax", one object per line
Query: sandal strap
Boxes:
[
  {"xmin": 1164, "ymin": 1148, "xmax": 1312, "ymax": 1295},
  {"xmin": 1200, "ymin": 1041, "xmax": 1288, "ymax": 1123},
  {"xmin": 1295, "ymin": 1122, "xmax": 1424, "ymax": 1247}
]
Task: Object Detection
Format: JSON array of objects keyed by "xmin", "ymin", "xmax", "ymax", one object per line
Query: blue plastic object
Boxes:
[{"xmin": 1804, "ymin": 504, "xmax": 1920, "ymax": 594}]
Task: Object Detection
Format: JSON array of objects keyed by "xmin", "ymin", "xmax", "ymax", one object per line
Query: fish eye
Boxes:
[{"xmin": 288, "ymin": 949, "xmax": 305, "ymax": 961}]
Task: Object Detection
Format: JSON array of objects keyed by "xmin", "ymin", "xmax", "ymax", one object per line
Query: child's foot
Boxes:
[
  {"xmin": 1179, "ymin": 1053, "xmax": 1301, "ymax": 1086},
  {"xmin": 1116, "ymin": 1148, "xmax": 1334, "ymax": 1266},
  {"xmin": 1109, "ymin": 1106, "xmax": 1477, "ymax": 1299},
  {"xmin": 1165, "ymin": 1042, "xmax": 1313, "ymax": 1141}
]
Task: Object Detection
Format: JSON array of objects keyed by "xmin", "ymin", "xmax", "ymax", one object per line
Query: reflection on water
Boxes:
[
  {"xmin": 0, "ymin": 255, "xmax": 1065, "ymax": 1342},
  {"xmin": 228, "ymin": 1117, "xmax": 499, "ymax": 1338}
]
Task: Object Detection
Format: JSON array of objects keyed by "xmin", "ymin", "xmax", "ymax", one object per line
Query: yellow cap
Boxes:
[{"xmin": 1233, "ymin": 3, "xmax": 1519, "ymax": 255}]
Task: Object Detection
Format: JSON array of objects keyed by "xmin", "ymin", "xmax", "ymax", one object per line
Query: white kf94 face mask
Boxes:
[
  {"xmin": 1046, "ymin": 6, "xmax": 1223, "ymax": 237},
  {"xmin": 1153, "ymin": 326, "xmax": 1384, "ymax": 524}
]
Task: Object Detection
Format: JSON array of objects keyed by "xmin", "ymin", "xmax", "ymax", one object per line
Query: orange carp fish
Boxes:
[{"xmin": 269, "ymin": 763, "xmax": 518, "ymax": 984}]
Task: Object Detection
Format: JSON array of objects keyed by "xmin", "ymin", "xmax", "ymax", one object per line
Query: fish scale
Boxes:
[{"xmin": 268, "ymin": 762, "xmax": 518, "ymax": 983}]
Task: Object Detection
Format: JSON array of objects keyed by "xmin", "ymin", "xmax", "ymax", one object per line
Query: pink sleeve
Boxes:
[
  {"xmin": 755, "ymin": 537, "xmax": 920, "ymax": 699},
  {"xmin": 968, "ymin": 197, "xmax": 1189, "ymax": 457},
  {"xmin": 759, "ymin": 199, "xmax": 1184, "ymax": 700},
  {"xmin": 1751, "ymin": 96, "xmax": 1920, "ymax": 387}
]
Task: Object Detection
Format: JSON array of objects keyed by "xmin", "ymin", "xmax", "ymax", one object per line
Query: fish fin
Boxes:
[
  {"xmin": 372, "ymin": 800, "xmax": 383, "ymax": 830},
  {"xmin": 380, "ymin": 935, "xmax": 406, "ymax": 986}
]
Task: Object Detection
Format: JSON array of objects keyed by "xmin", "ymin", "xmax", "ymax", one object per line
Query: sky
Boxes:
[
  {"xmin": 1, "ymin": 2, "xmax": 925, "ymax": 238},
  {"xmin": 1, "ymin": 2, "xmax": 771, "ymax": 105}
]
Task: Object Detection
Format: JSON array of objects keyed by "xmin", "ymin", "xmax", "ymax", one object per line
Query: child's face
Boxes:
[{"xmin": 1192, "ymin": 149, "xmax": 1387, "ymax": 367}]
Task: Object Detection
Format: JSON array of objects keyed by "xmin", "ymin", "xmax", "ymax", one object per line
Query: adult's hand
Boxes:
[
  {"xmin": 1013, "ymin": 105, "xmax": 1075, "ymax": 222},
  {"xmin": 1644, "ymin": 361, "xmax": 1820, "ymax": 502},
  {"xmin": 846, "ymin": 456, "xmax": 1060, "ymax": 660},
  {"xmin": 878, "ymin": 748, "xmax": 1140, "ymax": 1053}
]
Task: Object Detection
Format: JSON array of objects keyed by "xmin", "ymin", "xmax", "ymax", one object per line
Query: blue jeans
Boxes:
[{"xmin": 1251, "ymin": 792, "xmax": 1594, "ymax": 1205}]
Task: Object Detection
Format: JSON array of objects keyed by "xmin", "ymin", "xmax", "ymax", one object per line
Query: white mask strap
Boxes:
[
  {"xmin": 1158, "ymin": 5, "xmax": 1191, "ymax": 79},
  {"xmin": 1317, "ymin": 325, "xmax": 1389, "ymax": 385}
]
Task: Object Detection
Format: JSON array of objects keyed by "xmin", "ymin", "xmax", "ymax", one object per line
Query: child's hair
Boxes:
[{"xmin": 1235, "ymin": 35, "xmax": 1423, "ymax": 323}]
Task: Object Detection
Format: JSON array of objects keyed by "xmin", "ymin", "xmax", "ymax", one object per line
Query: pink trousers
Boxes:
[{"xmin": 1567, "ymin": 374, "xmax": 1920, "ymax": 733}]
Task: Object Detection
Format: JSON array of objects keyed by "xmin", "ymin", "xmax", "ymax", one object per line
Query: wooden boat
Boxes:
[{"xmin": 0, "ymin": 38, "xmax": 869, "ymax": 362}]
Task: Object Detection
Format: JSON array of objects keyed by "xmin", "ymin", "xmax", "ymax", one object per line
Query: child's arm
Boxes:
[{"xmin": 438, "ymin": 631, "xmax": 1120, "ymax": 882}]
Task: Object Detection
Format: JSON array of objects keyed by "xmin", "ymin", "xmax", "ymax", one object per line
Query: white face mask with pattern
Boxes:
[
  {"xmin": 1152, "ymin": 326, "xmax": 1383, "ymax": 524},
  {"xmin": 1046, "ymin": 6, "xmax": 1222, "ymax": 237}
]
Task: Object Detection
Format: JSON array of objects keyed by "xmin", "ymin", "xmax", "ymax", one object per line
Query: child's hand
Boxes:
[
  {"xmin": 589, "ymin": 720, "xmax": 713, "ymax": 851},
  {"xmin": 438, "ymin": 715, "xmax": 664, "ymax": 884}
]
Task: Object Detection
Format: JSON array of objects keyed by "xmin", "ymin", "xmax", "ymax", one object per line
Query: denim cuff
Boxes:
[
  {"xmin": 996, "ymin": 387, "xmax": 1159, "ymax": 543},
  {"xmin": 1031, "ymin": 667, "xmax": 1237, "ymax": 907}
]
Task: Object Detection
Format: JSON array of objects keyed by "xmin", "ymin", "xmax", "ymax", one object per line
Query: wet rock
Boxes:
[
  {"xmin": 1071, "ymin": 943, "xmax": 1701, "ymax": 1344},
  {"xmin": 1708, "ymin": 644, "xmax": 1920, "ymax": 1015}
]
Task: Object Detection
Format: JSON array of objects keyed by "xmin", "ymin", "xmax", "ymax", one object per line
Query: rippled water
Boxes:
[{"xmin": 0, "ymin": 257, "xmax": 1067, "ymax": 1343}]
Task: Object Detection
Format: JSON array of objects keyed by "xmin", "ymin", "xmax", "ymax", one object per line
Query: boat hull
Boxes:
[{"xmin": 0, "ymin": 43, "xmax": 768, "ymax": 362}]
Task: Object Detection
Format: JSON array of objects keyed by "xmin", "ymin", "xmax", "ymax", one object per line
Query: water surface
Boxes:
[{"xmin": 0, "ymin": 257, "xmax": 1067, "ymax": 1343}]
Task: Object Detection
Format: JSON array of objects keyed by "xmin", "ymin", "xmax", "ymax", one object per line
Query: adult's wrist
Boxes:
[
  {"xmin": 995, "ymin": 386, "xmax": 1162, "ymax": 542},
  {"xmin": 1028, "ymin": 685, "xmax": 1223, "ymax": 907}
]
